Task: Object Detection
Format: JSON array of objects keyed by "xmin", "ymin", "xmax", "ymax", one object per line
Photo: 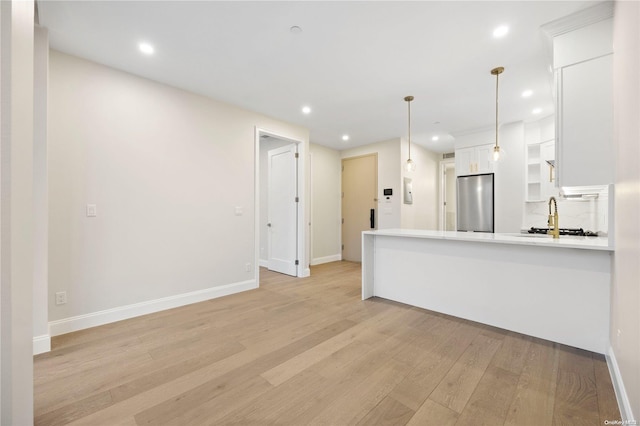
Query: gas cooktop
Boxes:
[{"xmin": 528, "ymin": 227, "xmax": 598, "ymax": 237}]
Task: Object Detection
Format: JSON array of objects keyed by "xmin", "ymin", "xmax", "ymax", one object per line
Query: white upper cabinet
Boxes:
[
  {"xmin": 557, "ymin": 54, "xmax": 613, "ymax": 186},
  {"xmin": 455, "ymin": 144, "xmax": 494, "ymax": 176},
  {"xmin": 545, "ymin": 10, "xmax": 614, "ymax": 187}
]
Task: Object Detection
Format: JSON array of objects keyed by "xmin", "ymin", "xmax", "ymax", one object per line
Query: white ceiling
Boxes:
[{"xmin": 37, "ymin": 1, "xmax": 600, "ymax": 152}]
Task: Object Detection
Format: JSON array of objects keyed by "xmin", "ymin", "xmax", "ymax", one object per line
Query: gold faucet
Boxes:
[{"xmin": 548, "ymin": 196, "xmax": 559, "ymax": 239}]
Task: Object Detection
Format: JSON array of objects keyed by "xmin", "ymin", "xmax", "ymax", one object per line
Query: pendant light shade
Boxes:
[
  {"xmin": 491, "ymin": 66, "xmax": 506, "ymax": 162},
  {"xmin": 404, "ymin": 95, "xmax": 416, "ymax": 172}
]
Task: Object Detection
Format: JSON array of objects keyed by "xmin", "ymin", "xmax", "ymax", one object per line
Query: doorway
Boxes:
[
  {"xmin": 257, "ymin": 131, "xmax": 303, "ymax": 277},
  {"xmin": 341, "ymin": 154, "xmax": 377, "ymax": 262},
  {"xmin": 440, "ymin": 159, "xmax": 456, "ymax": 231}
]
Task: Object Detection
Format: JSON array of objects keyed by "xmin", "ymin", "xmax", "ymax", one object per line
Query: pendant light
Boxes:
[
  {"xmin": 491, "ymin": 66, "xmax": 506, "ymax": 162},
  {"xmin": 404, "ymin": 95, "xmax": 416, "ymax": 172}
]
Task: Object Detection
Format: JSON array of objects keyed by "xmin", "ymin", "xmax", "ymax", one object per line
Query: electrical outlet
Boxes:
[
  {"xmin": 55, "ymin": 291, "xmax": 67, "ymax": 305},
  {"xmin": 245, "ymin": 263, "xmax": 252, "ymax": 272}
]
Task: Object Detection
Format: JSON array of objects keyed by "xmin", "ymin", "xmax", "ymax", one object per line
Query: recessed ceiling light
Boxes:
[
  {"xmin": 138, "ymin": 42, "xmax": 155, "ymax": 55},
  {"xmin": 301, "ymin": 106, "xmax": 311, "ymax": 115},
  {"xmin": 522, "ymin": 90, "xmax": 533, "ymax": 98},
  {"xmin": 342, "ymin": 134, "xmax": 350, "ymax": 141},
  {"xmin": 290, "ymin": 26, "xmax": 303, "ymax": 34},
  {"xmin": 432, "ymin": 136, "xmax": 439, "ymax": 141},
  {"xmin": 532, "ymin": 108, "xmax": 542, "ymax": 114},
  {"xmin": 493, "ymin": 25, "xmax": 509, "ymax": 38}
]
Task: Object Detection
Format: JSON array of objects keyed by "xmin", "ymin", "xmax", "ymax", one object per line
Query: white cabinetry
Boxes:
[
  {"xmin": 455, "ymin": 144, "xmax": 494, "ymax": 176},
  {"xmin": 557, "ymin": 54, "xmax": 613, "ymax": 186},
  {"xmin": 548, "ymin": 16, "xmax": 614, "ymax": 187}
]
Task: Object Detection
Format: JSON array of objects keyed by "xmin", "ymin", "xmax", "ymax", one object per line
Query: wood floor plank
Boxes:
[
  {"xmin": 504, "ymin": 340, "xmax": 559, "ymax": 426},
  {"xmin": 33, "ymin": 262, "xmax": 620, "ymax": 426},
  {"xmin": 489, "ymin": 332, "xmax": 532, "ymax": 375},
  {"xmin": 283, "ymin": 326, "xmax": 421, "ymax": 424},
  {"xmin": 428, "ymin": 333, "xmax": 502, "ymax": 413},
  {"xmin": 552, "ymin": 346, "xmax": 600, "ymax": 425},
  {"xmin": 34, "ymin": 391, "xmax": 113, "ymax": 426},
  {"xmin": 35, "ymin": 351, "xmax": 154, "ymax": 416},
  {"xmin": 109, "ymin": 341, "xmax": 245, "ymax": 403},
  {"xmin": 406, "ymin": 399, "xmax": 458, "ymax": 426},
  {"xmin": 308, "ymin": 357, "xmax": 412, "ymax": 425},
  {"xmin": 593, "ymin": 353, "xmax": 622, "ymax": 424},
  {"xmin": 215, "ymin": 370, "xmax": 333, "ymax": 425},
  {"xmin": 355, "ymin": 396, "xmax": 414, "ymax": 426},
  {"xmin": 388, "ymin": 322, "xmax": 479, "ymax": 411},
  {"xmin": 260, "ymin": 304, "xmax": 411, "ymax": 386},
  {"xmin": 133, "ymin": 319, "xmax": 357, "ymax": 425},
  {"xmin": 454, "ymin": 365, "xmax": 520, "ymax": 425},
  {"xmin": 163, "ymin": 375, "xmax": 273, "ymax": 426}
]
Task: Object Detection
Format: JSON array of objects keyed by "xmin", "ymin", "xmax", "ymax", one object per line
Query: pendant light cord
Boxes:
[
  {"xmin": 495, "ymin": 71, "xmax": 499, "ymax": 149},
  {"xmin": 490, "ymin": 67, "xmax": 504, "ymax": 151},
  {"xmin": 408, "ymin": 99, "xmax": 412, "ymax": 160},
  {"xmin": 404, "ymin": 95, "xmax": 414, "ymax": 161}
]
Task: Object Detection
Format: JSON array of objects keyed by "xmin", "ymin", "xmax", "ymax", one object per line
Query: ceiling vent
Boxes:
[{"xmin": 443, "ymin": 152, "xmax": 455, "ymax": 159}]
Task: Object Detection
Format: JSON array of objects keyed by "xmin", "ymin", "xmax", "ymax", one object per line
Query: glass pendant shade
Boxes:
[
  {"xmin": 405, "ymin": 158, "xmax": 416, "ymax": 172},
  {"xmin": 491, "ymin": 145, "xmax": 506, "ymax": 162}
]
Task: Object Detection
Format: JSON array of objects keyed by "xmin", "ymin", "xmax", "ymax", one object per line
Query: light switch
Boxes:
[
  {"xmin": 235, "ymin": 206, "xmax": 243, "ymax": 216},
  {"xmin": 86, "ymin": 204, "xmax": 97, "ymax": 217}
]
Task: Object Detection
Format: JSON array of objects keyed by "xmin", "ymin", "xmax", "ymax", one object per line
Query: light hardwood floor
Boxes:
[{"xmin": 34, "ymin": 261, "xmax": 620, "ymax": 425}]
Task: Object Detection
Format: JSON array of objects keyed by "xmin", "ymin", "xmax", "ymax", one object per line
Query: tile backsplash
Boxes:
[{"xmin": 523, "ymin": 186, "xmax": 610, "ymax": 234}]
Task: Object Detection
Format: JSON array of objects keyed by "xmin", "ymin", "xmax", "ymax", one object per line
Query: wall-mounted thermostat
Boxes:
[{"xmin": 383, "ymin": 188, "xmax": 393, "ymax": 196}]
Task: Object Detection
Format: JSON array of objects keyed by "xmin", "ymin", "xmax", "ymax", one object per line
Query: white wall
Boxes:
[
  {"xmin": 400, "ymin": 141, "xmax": 440, "ymax": 230},
  {"xmin": 444, "ymin": 162, "xmax": 456, "ymax": 230},
  {"xmin": 524, "ymin": 115, "xmax": 554, "ymax": 145},
  {"xmin": 47, "ymin": 51, "xmax": 309, "ymax": 331},
  {"xmin": 494, "ymin": 122, "xmax": 525, "ymax": 233},
  {"xmin": 309, "ymin": 143, "xmax": 341, "ymax": 264},
  {"xmin": 454, "ymin": 128, "xmax": 493, "ymax": 149},
  {"xmin": 611, "ymin": 0, "xmax": 640, "ymax": 420},
  {"xmin": 341, "ymin": 139, "xmax": 401, "ymax": 229},
  {"xmin": 0, "ymin": 1, "xmax": 35, "ymax": 423},
  {"xmin": 33, "ymin": 25, "xmax": 50, "ymax": 355},
  {"xmin": 259, "ymin": 138, "xmax": 291, "ymax": 266}
]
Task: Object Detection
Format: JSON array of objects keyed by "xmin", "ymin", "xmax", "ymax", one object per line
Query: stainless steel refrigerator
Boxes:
[{"xmin": 456, "ymin": 173, "xmax": 494, "ymax": 233}]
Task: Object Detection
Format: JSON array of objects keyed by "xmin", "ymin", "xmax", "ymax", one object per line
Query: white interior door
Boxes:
[{"xmin": 267, "ymin": 144, "xmax": 298, "ymax": 276}]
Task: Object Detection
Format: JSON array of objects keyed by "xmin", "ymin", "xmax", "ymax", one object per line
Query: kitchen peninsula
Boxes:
[{"xmin": 362, "ymin": 229, "xmax": 613, "ymax": 353}]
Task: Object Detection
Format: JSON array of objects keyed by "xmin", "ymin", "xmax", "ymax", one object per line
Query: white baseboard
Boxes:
[
  {"xmin": 302, "ymin": 268, "xmax": 311, "ymax": 278},
  {"xmin": 310, "ymin": 254, "xmax": 341, "ymax": 266},
  {"xmin": 259, "ymin": 259, "xmax": 268, "ymax": 268},
  {"xmin": 48, "ymin": 279, "xmax": 257, "ymax": 337},
  {"xmin": 607, "ymin": 346, "xmax": 636, "ymax": 422},
  {"xmin": 33, "ymin": 334, "xmax": 51, "ymax": 355}
]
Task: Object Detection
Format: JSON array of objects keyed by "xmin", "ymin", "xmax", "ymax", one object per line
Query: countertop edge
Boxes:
[{"xmin": 363, "ymin": 229, "xmax": 614, "ymax": 252}]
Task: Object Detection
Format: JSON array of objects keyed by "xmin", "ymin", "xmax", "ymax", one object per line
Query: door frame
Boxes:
[
  {"xmin": 254, "ymin": 127, "xmax": 307, "ymax": 282},
  {"xmin": 439, "ymin": 158, "xmax": 456, "ymax": 231}
]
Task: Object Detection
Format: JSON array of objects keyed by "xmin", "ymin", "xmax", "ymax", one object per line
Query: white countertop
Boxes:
[{"xmin": 363, "ymin": 229, "xmax": 613, "ymax": 251}]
